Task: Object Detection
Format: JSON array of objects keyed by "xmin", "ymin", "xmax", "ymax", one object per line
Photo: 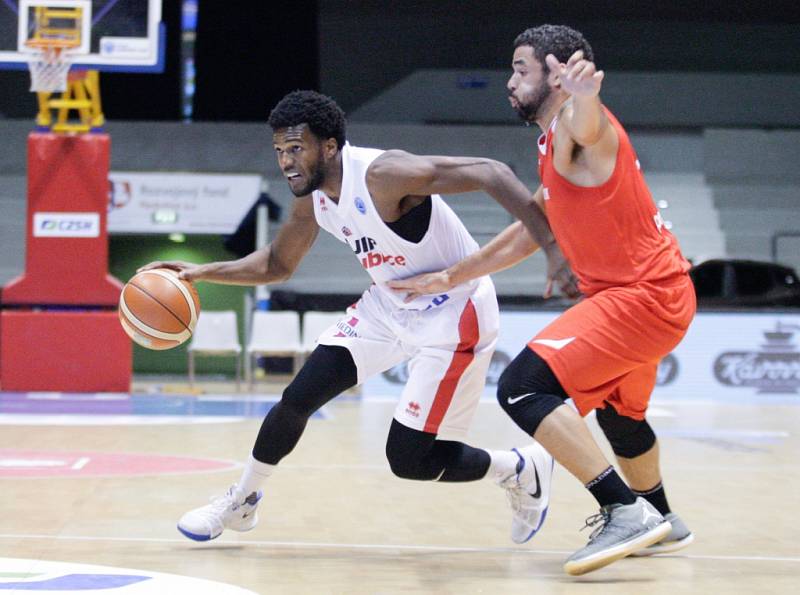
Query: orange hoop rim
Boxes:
[{"xmin": 24, "ymin": 38, "xmax": 81, "ymax": 52}]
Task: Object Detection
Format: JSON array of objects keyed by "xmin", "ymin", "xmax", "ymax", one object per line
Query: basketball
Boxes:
[{"xmin": 118, "ymin": 268, "xmax": 201, "ymax": 350}]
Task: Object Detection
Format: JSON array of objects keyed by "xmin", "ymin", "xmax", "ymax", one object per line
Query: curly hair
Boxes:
[
  {"xmin": 268, "ymin": 90, "xmax": 346, "ymax": 150},
  {"xmin": 514, "ymin": 25, "xmax": 594, "ymax": 74}
]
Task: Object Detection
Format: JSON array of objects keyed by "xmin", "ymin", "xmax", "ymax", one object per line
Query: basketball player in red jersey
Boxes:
[{"xmin": 390, "ymin": 25, "xmax": 696, "ymax": 575}]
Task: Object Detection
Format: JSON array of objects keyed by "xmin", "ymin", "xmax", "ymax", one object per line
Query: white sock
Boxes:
[
  {"xmin": 233, "ymin": 454, "xmax": 275, "ymax": 501},
  {"xmin": 486, "ymin": 449, "xmax": 521, "ymax": 481}
]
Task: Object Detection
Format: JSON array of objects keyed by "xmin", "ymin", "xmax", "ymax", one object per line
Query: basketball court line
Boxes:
[
  {"xmin": 0, "ymin": 533, "xmax": 796, "ymax": 564},
  {"xmin": 0, "ymin": 392, "xmax": 332, "ymax": 423},
  {"xmin": 0, "ymin": 414, "xmax": 249, "ymax": 425}
]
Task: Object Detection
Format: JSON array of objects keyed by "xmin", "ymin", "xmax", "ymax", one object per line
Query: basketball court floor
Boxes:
[{"xmin": 0, "ymin": 377, "xmax": 797, "ymax": 594}]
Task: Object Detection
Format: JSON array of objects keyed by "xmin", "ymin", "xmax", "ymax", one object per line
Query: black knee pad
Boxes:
[
  {"xmin": 280, "ymin": 345, "xmax": 357, "ymax": 418},
  {"xmin": 385, "ymin": 421, "xmax": 438, "ymax": 480},
  {"xmin": 496, "ymin": 347, "xmax": 568, "ymax": 436},
  {"xmin": 596, "ymin": 406, "xmax": 656, "ymax": 458},
  {"xmin": 279, "ymin": 382, "xmax": 318, "ymax": 420}
]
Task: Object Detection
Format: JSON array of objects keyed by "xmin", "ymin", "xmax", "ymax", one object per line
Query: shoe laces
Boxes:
[
  {"xmin": 580, "ymin": 507, "xmax": 612, "ymax": 541},
  {"xmin": 207, "ymin": 487, "xmax": 240, "ymax": 514},
  {"xmin": 504, "ymin": 482, "xmax": 525, "ymax": 515}
]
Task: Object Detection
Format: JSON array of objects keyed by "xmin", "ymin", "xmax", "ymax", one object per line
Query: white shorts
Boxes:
[{"xmin": 316, "ymin": 277, "xmax": 499, "ymax": 440}]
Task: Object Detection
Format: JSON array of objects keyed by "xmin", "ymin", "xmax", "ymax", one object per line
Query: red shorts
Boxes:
[{"xmin": 528, "ymin": 274, "xmax": 696, "ymax": 420}]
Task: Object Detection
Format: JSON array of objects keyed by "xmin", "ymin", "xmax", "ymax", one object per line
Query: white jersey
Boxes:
[{"xmin": 312, "ymin": 143, "xmax": 482, "ymax": 310}]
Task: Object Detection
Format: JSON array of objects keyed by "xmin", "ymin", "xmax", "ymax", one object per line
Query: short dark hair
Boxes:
[
  {"xmin": 268, "ymin": 90, "xmax": 346, "ymax": 150},
  {"xmin": 514, "ymin": 25, "xmax": 594, "ymax": 74}
]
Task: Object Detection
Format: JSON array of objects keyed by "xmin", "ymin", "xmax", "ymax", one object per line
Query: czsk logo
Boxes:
[
  {"xmin": 405, "ymin": 401, "xmax": 422, "ymax": 418},
  {"xmin": 351, "ymin": 236, "xmax": 407, "ymax": 269},
  {"xmin": 713, "ymin": 322, "xmax": 800, "ymax": 394},
  {"xmin": 33, "ymin": 212, "xmax": 100, "ymax": 238}
]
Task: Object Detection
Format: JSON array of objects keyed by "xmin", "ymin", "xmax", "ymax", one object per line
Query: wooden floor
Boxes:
[{"xmin": 0, "ymin": 381, "xmax": 797, "ymax": 594}]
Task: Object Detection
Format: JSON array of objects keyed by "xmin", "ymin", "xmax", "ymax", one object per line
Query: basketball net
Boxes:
[{"xmin": 28, "ymin": 45, "xmax": 73, "ymax": 93}]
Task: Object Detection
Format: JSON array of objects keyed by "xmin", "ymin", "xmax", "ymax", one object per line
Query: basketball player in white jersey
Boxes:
[{"xmin": 140, "ymin": 90, "xmax": 573, "ymax": 544}]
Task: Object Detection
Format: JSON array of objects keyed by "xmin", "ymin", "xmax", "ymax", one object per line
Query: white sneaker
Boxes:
[
  {"xmin": 497, "ymin": 442, "xmax": 554, "ymax": 543},
  {"xmin": 177, "ymin": 485, "xmax": 262, "ymax": 542}
]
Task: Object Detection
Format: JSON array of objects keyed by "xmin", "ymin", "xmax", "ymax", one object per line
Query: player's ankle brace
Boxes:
[{"xmin": 595, "ymin": 405, "xmax": 656, "ymax": 458}]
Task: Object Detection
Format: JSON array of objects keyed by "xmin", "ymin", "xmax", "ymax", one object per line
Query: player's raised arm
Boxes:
[
  {"xmin": 138, "ymin": 196, "xmax": 319, "ymax": 286},
  {"xmin": 545, "ymin": 51, "xmax": 613, "ymax": 149}
]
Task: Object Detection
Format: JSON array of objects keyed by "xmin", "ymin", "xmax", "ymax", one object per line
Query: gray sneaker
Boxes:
[
  {"xmin": 563, "ymin": 497, "xmax": 672, "ymax": 576},
  {"xmin": 629, "ymin": 512, "xmax": 694, "ymax": 556}
]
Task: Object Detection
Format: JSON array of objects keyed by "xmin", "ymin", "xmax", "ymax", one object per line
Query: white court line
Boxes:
[
  {"xmin": 71, "ymin": 457, "xmax": 90, "ymax": 470},
  {"xmin": 0, "ymin": 533, "xmax": 797, "ymax": 564},
  {"xmin": 0, "ymin": 414, "xmax": 249, "ymax": 426}
]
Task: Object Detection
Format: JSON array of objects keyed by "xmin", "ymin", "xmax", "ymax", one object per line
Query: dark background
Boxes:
[{"xmin": 1, "ymin": 0, "xmax": 799, "ymax": 121}]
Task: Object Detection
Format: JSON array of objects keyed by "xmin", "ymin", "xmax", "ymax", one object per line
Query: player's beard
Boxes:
[
  {"xmin": 511, "ymin": 83, "xmax": 551, "ymax": 124},
  {"xmin": 290, "ymin": 150, "xmax": 327, "ymax": 196}
]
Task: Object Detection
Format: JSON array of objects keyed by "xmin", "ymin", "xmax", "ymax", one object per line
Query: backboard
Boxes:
[{"xmin": 0, "ymin": 0, "xmax": 163, "ymax": 72}]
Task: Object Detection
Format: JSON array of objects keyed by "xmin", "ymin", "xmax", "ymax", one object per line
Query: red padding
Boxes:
[
  {"xmin": 0, "ymin": 310, "xmax": 131, "ymax": 392},
  {"xmin": 3, "ymin": 132, "xmax": 122, "ymax": 306}
]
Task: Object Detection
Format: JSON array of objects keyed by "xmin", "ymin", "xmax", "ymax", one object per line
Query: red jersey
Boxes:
[{"xmin": 537, "ymin": 107, "xmax": 690, "ymax": 296}]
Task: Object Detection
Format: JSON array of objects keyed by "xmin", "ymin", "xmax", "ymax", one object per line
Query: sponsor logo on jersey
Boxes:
[
  {"xmin": 334, "ymin": 316, "xmax": 360, "ymax": 338},
  {"xmin": 354, "ymin": 196, "xmax": 367, "ymax": 214},
  {"xmin": 654, "ymin": 211, "xmax": 665, "ymax": 234},
  {"xmin": 361, "ymin": 252, "xmax": 407, "ymax": 269},
  {"xmin": 319, "ymin": 196, "xmax": 328, "ymax": 211},
  {"xmin": 405, "ymin": 401, "xmax": 422, "ymax": 418},
  {"xmin": 351, "ymin": 236, "xmax": 407, "ymax": 269},
  {"xmin": 353, "ymin": 236, "xmax": 378, "ymax": 254},
  {"xmin": 342, "ymin": 226, "xmax": 352, "ymax": 236},
  {"xmin": 531, "ymin": 336, "xmax": 575, "ymax": 350}
]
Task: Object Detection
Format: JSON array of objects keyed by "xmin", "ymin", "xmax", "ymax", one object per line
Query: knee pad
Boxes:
[
  {"xmin": 596, "ymin": 406, "xmax": 656, "ymax": 458},
  {"xmin": 385, "ymin": 421, "xmax": 438, "ymax": 481},
  {"xmin": 497, "ymin": 348, "xmax": 567, "ymax": 436},
  {"xmin": 279, "ymin": 383, "xmax": 317, "ymax": 420}
]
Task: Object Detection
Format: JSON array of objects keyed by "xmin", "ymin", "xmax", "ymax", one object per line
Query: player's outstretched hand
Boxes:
[
  {"xmin": 387, "ymin": 271, "xmax": 454, "ymax": 303},
  {"xmin": 543, "ymin": 247, "xmax": 581, "ymax": 300},
  {"xmin": 545, "ymin": 50, "xmax": 604, "ymax": 98},
  {"xmin": 137, "ymin": 260, "xmax": 203, "ymax": 282}
]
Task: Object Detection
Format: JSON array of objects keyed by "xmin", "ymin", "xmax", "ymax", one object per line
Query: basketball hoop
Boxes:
[{"xmin": 26, "ymin": 41, "xmax": 76, "ymax": 93}]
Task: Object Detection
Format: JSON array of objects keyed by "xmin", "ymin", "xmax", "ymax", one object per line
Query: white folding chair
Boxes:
[
  {"xmin": 301, "ymin": 311, "xmax": 345, "ymax": 354},
  {"xmin": 245, "ymin": 310, "xmax": 302, "ymax": 389},
  {"xmin": 188, "ymin": 310, "xmax": 242, "ymax": 391}
]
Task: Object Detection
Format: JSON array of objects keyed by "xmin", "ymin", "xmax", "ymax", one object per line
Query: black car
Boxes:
[{"xmin": 690, "ymin": 259, "xmax": 800, "ymax": 307}]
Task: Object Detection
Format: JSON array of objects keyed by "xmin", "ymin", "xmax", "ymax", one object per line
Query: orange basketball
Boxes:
[{"xmin": 118, "ymin": 268, "xmax": 201, "ymax": 350}]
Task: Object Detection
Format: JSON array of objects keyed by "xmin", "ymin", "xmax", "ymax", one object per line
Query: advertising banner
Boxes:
[
  {"xmin": 364, "ymin": 311, "xmax": 800, "ymax": 402},
  {"xmin": 107, "ymin": 172, "xmax": 260, "ymax": 234}
]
